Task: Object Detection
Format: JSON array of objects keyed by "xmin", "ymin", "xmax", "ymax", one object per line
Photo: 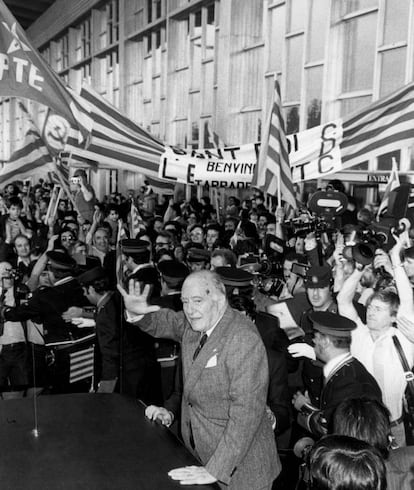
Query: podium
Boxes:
[{"xmin": 0, "ymin": 394, "xmax": 219, "ymax": 489}]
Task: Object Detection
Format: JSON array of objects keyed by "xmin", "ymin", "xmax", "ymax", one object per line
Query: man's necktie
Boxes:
[{"xmin": 193, "ymin": 333, "xmax": 208, "ymax": 361}]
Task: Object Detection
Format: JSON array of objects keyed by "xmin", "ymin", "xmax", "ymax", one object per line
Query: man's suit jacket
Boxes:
[
  {"xmin": 95, "ymin": 291, "xmax": 121, "ymax": 381},
  {"xmin": 308, "ymin": 355, "xmax": 382, "ymax": 436},
  {"xmin": 138, "ymin": 306, "xmax": 280, "ymax": 489}
]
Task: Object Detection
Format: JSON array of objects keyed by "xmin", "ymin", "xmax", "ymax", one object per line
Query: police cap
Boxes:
[
  {"xmin": 77, "ymin": 266, "xmax": 107, "ymax": 286},
  {"xmin": 304, "ymin": 264, "xmax": 332, "ymax": 289},
  {"xmin": 120, "ymin": 239, "xmax": 150, "ymax": 255},
  {"xmin": 215, "ymin": 266, "xmax": 254, "ymax": 288},
  {"xmin": 158, "ymin": 260, "xmax": 189, "ymax": 282},
  {"xmin": 309, "ymin": 311, "xmax": 356, "ymax": 338},
  {"xmin": 186, "ymin": 247, "xmax": 211, "ymax": 263},
  {"xmin": 46, "ymin": 251, "xmax": 76, "ymax": 272}
]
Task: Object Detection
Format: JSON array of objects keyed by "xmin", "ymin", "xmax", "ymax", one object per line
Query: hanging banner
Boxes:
[{"xmin": 159, "ymin": 120, "xmax": 344, "ymax": 186}]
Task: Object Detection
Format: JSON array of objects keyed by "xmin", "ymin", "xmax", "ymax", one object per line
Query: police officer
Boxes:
[
  {"xmin": 293, "ymin": 311, "xmax": 382, "ymax": 437},
  {"xmin": 1, "ymin": 251, "xmax": 90, "ymax": 392}
]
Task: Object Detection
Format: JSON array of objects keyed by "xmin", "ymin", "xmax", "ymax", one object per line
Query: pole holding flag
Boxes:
[
  {"xmin": 376, "ymin": 157, "xmax": 400, "ymax": 220},
  {"xmin": 251, "ymin": 78, "xmax": 297, "ymax": 214}
]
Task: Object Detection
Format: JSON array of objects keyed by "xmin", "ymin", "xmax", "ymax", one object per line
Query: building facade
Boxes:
[{"xmin": 1, "ymin": 0, "xmax": 414, "ymax": 203}]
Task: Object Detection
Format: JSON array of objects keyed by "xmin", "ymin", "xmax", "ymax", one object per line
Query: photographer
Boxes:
[
  {"xmin": 70, "ymin": 169, "xmax": 96, "ymax": 224},
  {"xmin": 337, "ymin": 229, "xmax": 414, "ymax": 447},
  {"xmin": 0, "ymin": 261, "xmax": 28, "ymax": 399}
]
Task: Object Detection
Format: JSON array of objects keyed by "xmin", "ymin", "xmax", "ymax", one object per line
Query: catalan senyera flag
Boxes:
[
  {"xmin": 116, "ymin": 219, "xmax": 128, "ymax": 286},
  {"xmin": 61, "ymin": 84, "xmax": 164, "ymax": 178},
  {"xmin": 0, "ymin": 0, "xmax": 92, "ymax": 142},
  {"xmin": 130, "ymin": 200, "xmax": 146, "ymax": 239},
  {"xmin": 251, "ymin": 80, "xmax": 296, "ymax": 211},
  {"xmin": 376, "ymin": 157, "xmax": 400, "ymax": 220},
  {"xmin": 341, "ymin": 82, "xmax": 414, "ymax": 168}
]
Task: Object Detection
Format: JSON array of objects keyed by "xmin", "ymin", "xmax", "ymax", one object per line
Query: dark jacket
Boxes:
[{"xmin": 3, "ymin": 277, "xmax": 89, "ymax": 343}]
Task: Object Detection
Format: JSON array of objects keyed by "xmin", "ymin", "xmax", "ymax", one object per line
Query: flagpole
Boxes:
[
  {"xmin": 277, "ymin": 165, "xmax": 282, "ymax": 209},
  {"xmin": 53, "ymin": 156, "xmax": 80, "ymax": 215}
]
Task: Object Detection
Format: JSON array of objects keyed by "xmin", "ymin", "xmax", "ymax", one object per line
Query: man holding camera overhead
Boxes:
[{"xmin": 338, "ymin": 230, "xmax": 414, "ymax": 447}]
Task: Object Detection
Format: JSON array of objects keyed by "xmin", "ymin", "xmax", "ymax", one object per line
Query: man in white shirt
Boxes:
[{"xmin": 338, "ymin": 268, "xmax": 414, "ymax": 447}]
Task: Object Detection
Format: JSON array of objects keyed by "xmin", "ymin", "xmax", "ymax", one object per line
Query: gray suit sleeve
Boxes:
[{"xmin": 136, "ymin": 308, "xmax": 186, "ymax": 342}]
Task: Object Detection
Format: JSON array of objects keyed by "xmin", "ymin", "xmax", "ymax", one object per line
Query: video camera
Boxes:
[
  {"xmin": 283, "ymin": 189, "xmax": 348, "ymax": 238},
  {"xmin": 347, "ymin": 217, "xmax": 410, "ymax": 266},
  {"xmin": 237, "ymin": 253, "xmax": 285, "ymax": 298}
]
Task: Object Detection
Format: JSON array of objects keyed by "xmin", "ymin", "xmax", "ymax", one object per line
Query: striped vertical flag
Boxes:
[
  {"xmin": 407, "ymin": 185, "xmax": 414, "ymax": 227},
  {"xmin": 116, "ymin": 219, "xmax": 128, "ymax": 286},
  {"xmin": 341, "ymin": 82, "xmax": 414, "ymax": 168},
  {"xmin": 376, "ymin": 158, "xmax": 400, "ymax": 220},
  {"xmin": 251, "ymin": 80, "xmax": 297, "ymax": 211},
  {"xmin": 130, "ymin": 200, "xmax": 146, "ymax": 239},
  {"xmin": 69, "ymin": 345, "xmax": 95, "ymax": 383}
]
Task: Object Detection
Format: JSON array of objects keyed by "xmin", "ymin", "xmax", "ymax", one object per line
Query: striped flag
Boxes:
[
  {"xmin": 0, "ymin": 128, "xmax": 53, "ymax": 186},
  {"xmin": 0, "ymin": 1, "xmax": 92, "ymax": 142},
  {"xmin": 116, "ymin": 218, "xmax": 128, "ymax": 286},
  {"xmin": 251, "ymin": 80, "xmax": 296, "ymax": 211},
  {"xmin": 144, "ymin": 175, "xmax": 174, "ymax": 195},
  {"xmin": 63, "ymin": 84, "xmax": 165, "ymax": 178},
  {"xmin": 69, "ymin": 345, "xmax": 94, "ymax": 383},
  {"xmin": 376, "ymin": 158, "xmax": 400, "ymax": 220},
  {"xmin": 407, "ymin": 186, "xmax": 414, "ymax": 226},
  {"xmin": 130, "ymin": 200, "xmax": 146, "ymax": 239},
  {"xmin": 341, "ymin": 82, "xmax": 414, "ymax": 168}
]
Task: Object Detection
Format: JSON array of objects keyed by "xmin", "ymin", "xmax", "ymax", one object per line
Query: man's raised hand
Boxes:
[{"xmin": 117, "ymin": 280, "xmax": 160, "ymax": 317}]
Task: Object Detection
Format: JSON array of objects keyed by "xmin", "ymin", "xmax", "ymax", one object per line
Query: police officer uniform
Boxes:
[
  {"xmin": 1, "ymin": 252, "xmax": 90, "ymax": 392},
  {"xmin": 298, "ymin": 311, "xmax": 382, "ymax": 437}
]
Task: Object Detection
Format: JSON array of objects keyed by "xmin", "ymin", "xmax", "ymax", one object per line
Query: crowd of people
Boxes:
[{"xmin": 0, "ymin": 171, "xmax": 413, "ymax": 489}]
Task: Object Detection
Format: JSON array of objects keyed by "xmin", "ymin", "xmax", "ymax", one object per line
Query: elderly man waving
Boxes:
[{"xmin": 118, "ymin": 270, "xmax": 280, "ymax": 489}]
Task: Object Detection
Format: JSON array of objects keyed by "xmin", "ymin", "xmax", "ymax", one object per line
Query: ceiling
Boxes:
[{"xmin": 5, "ymin": 0, "xmax": 56, "ymax": 30}]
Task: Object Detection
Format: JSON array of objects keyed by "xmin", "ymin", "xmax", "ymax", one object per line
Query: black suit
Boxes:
[
  {"xmin": 307, "ymin": 355, "xmax": 382, "ymax": 436},
  {"xmin": 121, "ymin": 275, "xmax": 163, "ymax": 404},
  {"xmin": 95, "ymin": 291, "xmax": 121, "ymax": 382}
]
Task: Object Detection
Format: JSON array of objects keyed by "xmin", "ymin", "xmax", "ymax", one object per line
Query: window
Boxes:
[
  {"xmin": 342, "ymin": 13, "xmax": 377, "ymax": 93},
  {"xmin": 108, "ymin": 0, "xmax": 119, "ymax": 45},
  {"xmin": 55, "ymin": 32, "xmax": 69, "ymax": 71},
  {"xmin": 81, "ymin": 17, "xmax": 91, "ymax": 58}
]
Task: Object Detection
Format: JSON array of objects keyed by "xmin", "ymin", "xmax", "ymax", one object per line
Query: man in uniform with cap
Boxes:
[
  {"xmin": 77, "ymin": 266, "xmax": 121, "ymax": 393},
  {"xmin": 186, "ymin": 247, "xmax": 211, "ymax": 273},
  {"xmin": 121, "ymin": 238, "xmax": 160, "ymax": 298},
  {"xmin": 286, "ymin": 264, "xmax": 337, "ymax": 405},
  {"xmin": 1, "ymin": 251, "xmax": 90, "ymax": 392},
  {"xmin": 120, "ymin": 238, "xmax": 163, "ymax": 404},
  {"xmin": 293, "ymin": 311, "xmax": 382, "ymax": 437}
]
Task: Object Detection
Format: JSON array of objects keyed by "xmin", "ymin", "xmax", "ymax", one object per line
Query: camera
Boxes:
[
  {"xmin": 283, "ymin": 189, "xmax": 348, "ymax": 239},
  {"xmin": 350, "ymin": 217, "xmax": 411, "ymax": 266},
  {"xmin": 258, "ymin": 276, "xmax": 285, "ymax": 298}
]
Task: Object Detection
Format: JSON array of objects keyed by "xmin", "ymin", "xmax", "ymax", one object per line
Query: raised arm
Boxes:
[{"xmin": 337, "ymin": 266, "xmax": 362, "ymax": 322}]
